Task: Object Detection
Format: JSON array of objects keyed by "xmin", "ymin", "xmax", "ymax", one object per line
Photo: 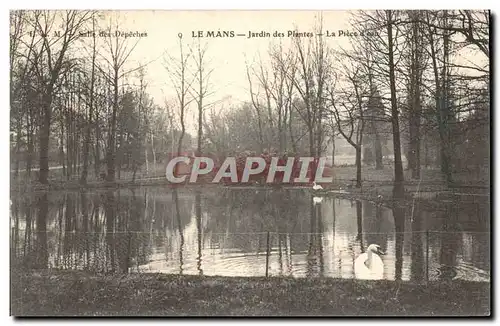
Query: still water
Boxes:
[{"xmin": 10, "ymin": 187, "xmax": 490, "ymax": 282}]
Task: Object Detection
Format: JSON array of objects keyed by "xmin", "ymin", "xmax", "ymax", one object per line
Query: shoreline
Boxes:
[
  {"xmin": 10, "ymin": 177, "xmax": 489, "ymax": 214},
  {"xmin": 11, "ymin": 269, "xmax": 490, "ymax": 316}
]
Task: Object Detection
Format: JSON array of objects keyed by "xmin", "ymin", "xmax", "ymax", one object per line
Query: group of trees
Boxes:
[
  {"xmin": 10, "ymin": 10, "xmax": 489, "ymax": 191},
  {"xmin": 10, "ymin": 11, "xmax": 190, "ymax": 184},
  {"xmin": 203, "ymin": 10, "xmax": 489, "ymax": 191}
]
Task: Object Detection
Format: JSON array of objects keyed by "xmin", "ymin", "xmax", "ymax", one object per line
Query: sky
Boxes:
[
  {"xmin": 105, "ymin": 10, "xmax": 354, "ymax": 98},
  {"xmin": 85, "ymin": 10, "xmax": 488, "ymax": 132},
  {"xmin": 84, "ymin": 10, "xmax": 358, "ymax": 133}
]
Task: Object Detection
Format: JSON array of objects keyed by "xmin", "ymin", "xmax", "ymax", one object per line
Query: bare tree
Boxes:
[
  {"xmin": 29, "ymin": 10, "xmax": 91, "ymax": 184},
  {"xmin": 165, "ymin": 34, "xmax": 195, "ymax": 157},
  {"xmin": 96, "ymin": 13, "xmax": 141, "ymax": 182},
  {"xmin": 10, "ymin": 10, "xmax": 36, "ymax": 178},
  {"xmin": 189, "ymin": 40, "xmax": 214, "ymax": 156},
  {"xmin": 270, "ymin": 43, "xmax": 298, "ymax": 153},
  {"xmin": 80, "ymin": 13, "xmax": 98, "ymax": 184},
  {"xmin": 353, "ymin": 10, "xmax": 405, "ymax": 197},
  {"xmin": 385, "ymin": 10, "xmax": 405, "ymax": 198},
  {"xmin": 402, "ymin": 10, "xmax": 428, "ymax": 179},
  {"xmin": 250, "ymin": 42, "xmax": 298, "ymax": 153},
  {"xmin": 424, "ymin": 10, "xmax": 454, "ymax": 185},
  {"xmin": 329, "ymin": 61, "xmax": 366, "ymax": 188},
  {"xmin": 245, "ymin": 59, "xmax": 265, "ymax": 152},
  {"xmin": 288, "ymin": 18, "xmax": 333, "ymax": 165}
]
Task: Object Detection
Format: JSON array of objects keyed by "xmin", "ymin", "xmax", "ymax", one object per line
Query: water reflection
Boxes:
[
  {"xmin": 35, "ymin": 193, "xmax": 48, "ymax": 269},
  {"xmin": 10, "ymin": 187, "xmax": 490, "ymax": 282},
  {"xmin": 195, "ymin": 190, "xmax": 203, "ymax": 275},
  {"xmin": 393, "ymin": 205, "xmax": 405, "ymax": 281},
  {"xmin": 410, "ymin": 209, "xmax": 426, "ymax": 282}
]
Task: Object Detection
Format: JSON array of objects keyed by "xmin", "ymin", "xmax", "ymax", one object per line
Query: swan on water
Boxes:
[
  {"xmin": 354, "ymin": 244, "xmax": 385, "ymax": 280},
  {"xmin": 312, "ymin": 181, "xmax": 323, "ymax": 191},
  {"xmin": 313, "ymin": 196, "xmax": 324, "ymax": 205}
]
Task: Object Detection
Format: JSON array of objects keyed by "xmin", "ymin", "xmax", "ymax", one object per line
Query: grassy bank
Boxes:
[
  {"xmin": 10, "ymin": 165, "xmax": 488, "ymax": 192},
  {"xmin": 11, "ymin": 270, "xmax": 490, "ymax": 317}
]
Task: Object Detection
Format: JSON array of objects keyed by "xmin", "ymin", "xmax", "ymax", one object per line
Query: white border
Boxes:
[{"xmin": 2, "ymin": 1, "xmax": 497, "ymax": 325}]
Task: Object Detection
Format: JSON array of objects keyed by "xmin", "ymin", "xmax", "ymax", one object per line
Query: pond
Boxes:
[{"xmin": 10, "ymin": 186, "xmax": 490, "ymax": 282}]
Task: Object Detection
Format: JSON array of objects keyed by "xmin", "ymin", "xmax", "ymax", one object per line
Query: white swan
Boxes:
[
  {"xmin": 313, "ymin": 196, "xmax": 323, "ymax": 205},
  {"xmin": 354, "ymin": 244, "xmax": 385, "ymax": 280},
  {"xmin": 312, "ymin": 181, "xmax": 323, "ymax": 191}
]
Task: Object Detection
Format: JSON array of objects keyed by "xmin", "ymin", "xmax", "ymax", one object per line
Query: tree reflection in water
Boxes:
[
  {"xmin": 393, "ymin": 204, "xmax": 405, "ymax": 281},
  {"xmin": 9, "ymin": 187, "xmax": 490, "ymax": 282},
  {"xmin": 195, "ymin": 190, "xmax": 203, "ymax": 276},
  {"xmin": 410, "ymin": 205, "xmax": 426, "ymax": 282},
  {"xmin": 35, "ymin": 193, "xmax": 48, "ymax": 269},
  {"xmin": 172, "ymin": 189, "xmax": 184, "ymax": 275}
]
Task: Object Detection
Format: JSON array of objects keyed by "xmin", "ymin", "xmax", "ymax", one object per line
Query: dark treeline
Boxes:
[
  {"xmin": 205, "ymin": 10, "xmax": 490, "ymax": 192},
  {"xmin": 10, "ymin": 11, "xmax": 190, "ymax": 185}
]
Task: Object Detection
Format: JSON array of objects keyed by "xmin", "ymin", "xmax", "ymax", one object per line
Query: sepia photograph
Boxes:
[{"xmin": 9, "ymin": 9, "xmax": 490, "ymax": 317}]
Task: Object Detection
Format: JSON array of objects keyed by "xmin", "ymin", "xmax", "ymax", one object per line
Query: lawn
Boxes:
[{"xmin": 11, "ymin": 269, "xmax": 490, "ymax": 317}]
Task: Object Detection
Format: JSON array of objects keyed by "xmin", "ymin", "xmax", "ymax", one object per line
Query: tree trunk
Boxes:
[
  {"xmin": 408, "ymin": 12, "xmax": 423, "ymax": 179},
  {"xmin": 289, "ymin": 108, "xmax": 297, "ymax": 153},
  {"xmin": 331, "ymin": 137, "xmax": 335, "ymax": 166},
  {"xmin": 151, "ymin": 133, "xmax": 157, "ymax": 174},
  {"xmin": 424, "ymin": 135, "xmax": 429, "ymax": 168},
  {"xmin": 386, "ymin": 11, "xmax": 405, "ymax": 199},
  {"xmin": 74, "ymin": 116, "xmax": 79, "ymax": 176},
  {"xmin": 117, "ymin": 130, "xmax": 122, "ymax": 181},
  {"xmin": 59, "ymin": 123, "xmax": 65, "ymax": 178},
  {"xmin": 14, "ymin": 118, "xmax": 22, "ymax": 178},
  {"xmin": 197, "ymin": 95, "xmax": 203, "ymax": 155},
  {"xmin": 177, "ymin": 105, "xmax": 186, "ymax": 183},
  {"xmin": 409, "ymin": 111, "xmax": 422, "ymax": 179},
  {"xmin": 26, "ymin": 115, "xmax": 34, "ymax": 177},
  {"xmin": 355, "ymin": 146, "xmax": 362, "ymax": 188},
  {"xmin": 65, "ymin": 109, "xmax": 72, "ymax": 181},
  {"xmin": 439, "ymin": 11, "xmax": 453, "ymax": 186},
  {"xmin": 178, "ymin": 125, "xmax": 185, "ymax": 156},
  {"xmin": 81, "ymin": 39, "xmax": 96, "ymax": 185},
  {"xmin": 144, "ymin": 146, "xmax": 149, "ymax": 175},
  {"xmin": 308, "ymin": 124, "xmax": 316, "ymax": 182},
  {"xmin": 374, "ymin": 131, "xmax": 383, "ymax": 170},
  {"xmin": 308, "ymin": 125, "xmax": 315, "ymax": 157},
  {"xmin": 316, "ymin": 113, "xmax": 323, "ymax": 157},
  {"xmin": 38, "ymin": 93, "xmax": 53, "ymax": 184},
  {"xmin": 427, "ymin": 11, "xmax": 452, "ymax": 185},
  {"xmin": 255, "ymin": 106, "xmax": 265, "ymax": 153},
  {"xmin": 95, "ymin": 121, "xmax": 101, "ymax": 178},
  {"xmin": 278, "ymin": 107, "xmax": 284, "ymax": 153},
  {"xmin": 106, "ymin": 71, "xmax": 119, "ymax": 183}
]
